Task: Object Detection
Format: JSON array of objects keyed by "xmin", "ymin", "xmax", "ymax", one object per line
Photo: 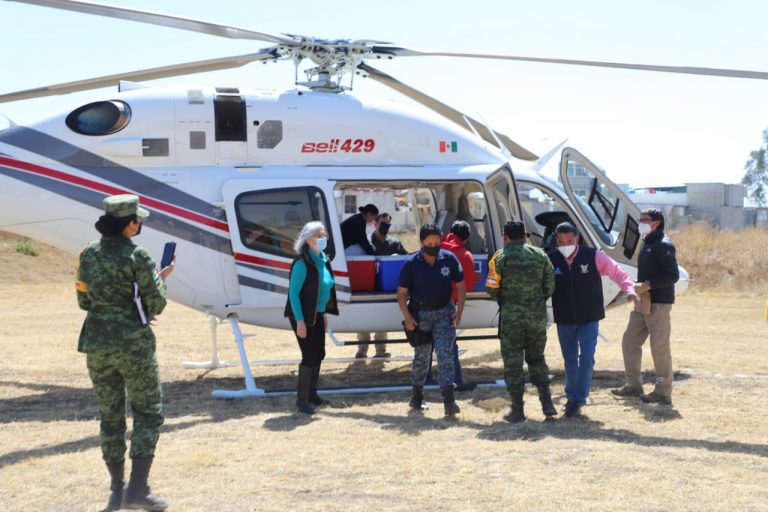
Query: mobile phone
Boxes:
[{"xmin": 160, "ymin": 242, "xmax": 176, "ymax": 268}]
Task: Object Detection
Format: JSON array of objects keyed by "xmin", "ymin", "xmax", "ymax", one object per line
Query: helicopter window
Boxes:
[
  {"xmin": 214, "ymin": 95, "xmax": 247, "ymax": 142},
  {"xmin": 142, "ymin": 138, "xmax": 169, "ymax": 157},
  {"xmin": 189, "ymin": 131, "xmax": 206, "ymax": 150},
  {"xmin": 257, "ymin": 120, "xmax": 283, "ymax": 149},
  {"xmin": 65, "ymin": 100, "xmax": 131, "ymax": 136},
  {"xmin": 236, "ymin": 187, "xmax": 334, "ymax": 260},
  {"xmin": 517, "ymin": 181, "xmax": 587, "ymax": 252}
]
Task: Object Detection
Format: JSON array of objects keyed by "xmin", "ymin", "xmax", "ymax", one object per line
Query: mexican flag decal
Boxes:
[{"xmin": 439, "ymin": 141, "xmax": 458, "ymax": 153}]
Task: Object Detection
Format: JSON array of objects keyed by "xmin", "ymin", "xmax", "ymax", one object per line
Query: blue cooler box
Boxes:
[
  {"xmin": 376, "ymin": 255, "xmax": 408, "ymax": 292},
  {"xmin": 473, "ymin": 254, "xmax": 488, "ymax": 291}
]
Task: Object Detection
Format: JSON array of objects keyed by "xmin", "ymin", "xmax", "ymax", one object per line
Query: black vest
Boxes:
[
  {"xmin": 549, "ymin": 247, "xmax": 605, "ymax": 324},
  {"xmin": 283, "ymin": 249, "xmax": 339, "ymax": 326}
]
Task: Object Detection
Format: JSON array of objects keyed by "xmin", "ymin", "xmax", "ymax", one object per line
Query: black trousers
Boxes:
[{"xmin": 289, "ymin": 316, "xmax": 327, "ymax": 366}]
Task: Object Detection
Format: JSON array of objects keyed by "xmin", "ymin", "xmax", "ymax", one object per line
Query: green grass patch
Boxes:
[{"xmin": 15, "ymin": 239, "xmax": 39, "ymax": 257}]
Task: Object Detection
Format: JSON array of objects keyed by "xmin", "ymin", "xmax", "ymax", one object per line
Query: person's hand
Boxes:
[
  {"xmin": 323, "ymin": 313, "xmax": 328, "ymax": 328},
  {"xmin": 452, "ymin": 311, "xmax": 462, "ymax": 328},
  {"xmin": 628, "ymin": 292, "xmax": 641, "ymax": 309},
  {"xmin": 296, "ymin": 320, "xmax": 307, "ymax": 339},
  {"xmin": 634, "ymin": 281, "xmax": 651, "ymax": 294},
  {"xmin": 159, "ymin": 256, "xmax": 175, "ymax": 281},
  {"xmin": 404, "ymin": 315, "xmax": 418, "ymax": 331}
]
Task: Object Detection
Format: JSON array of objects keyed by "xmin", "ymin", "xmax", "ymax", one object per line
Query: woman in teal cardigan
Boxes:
[{"xmin": 284, "ymin": 221, "xmax": 339, "ymax": 414}]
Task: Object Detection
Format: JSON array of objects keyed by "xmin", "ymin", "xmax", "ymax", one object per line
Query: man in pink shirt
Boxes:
[{"xmin": 548, "ymin": 222, "xmax": 639, "ymax": 418}]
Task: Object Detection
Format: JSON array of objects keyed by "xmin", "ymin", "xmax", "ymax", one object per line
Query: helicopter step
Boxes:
[{"xmin": 185, "ymin": 314, "xmax": 505, "ymax": 398}]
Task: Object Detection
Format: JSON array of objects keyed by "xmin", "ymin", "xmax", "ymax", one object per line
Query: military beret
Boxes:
[{"xmin": 103, "ymin": 194, "xmax": 149, "ymax": 218}]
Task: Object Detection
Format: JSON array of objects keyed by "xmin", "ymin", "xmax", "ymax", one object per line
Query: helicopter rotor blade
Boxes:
[
  {"xmin": 370, "ymin": 46, "xmax": 768, "ymax": 81},
  {"xmin": 358, "ymin": 63, "xmax": 539, "ymax": 161},
  {"xmin": 8, "ymin": 0, "xmax": 296, "ymax": 45},
  {"xmin": 0, "ymin": 50, "xmax": 279, "ymax": 103}
]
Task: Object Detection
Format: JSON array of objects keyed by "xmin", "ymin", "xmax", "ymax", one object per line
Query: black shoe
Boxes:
[
  {"xmin": 123, "ymin": 458, "xmax": 167, "ymax": 511},
  {"xmin": 308, "ymin": 366, "xmax": 330, "ymax": 407},
  {"xmin": 640, "ymin": 391, "xmax": 672, "ymax": 405},
  {"xmin": 564, "ymin": 401, "xmax": 582, "ymax": 418},
  {"xmin": 296, "ymin": 364, "xmax": 316, "ymax": 415},
  {"xmin": 409, "ymin": 386, "xmax": 427, "ymax": 411},
  {"xmin": 504, "ymin": 397, "xmax": 525, "ymax": 423},
  {"xmin": 503, "ymin": 407, "xmax": 525, "ymax": 423},
  {"xmin": 540, "ymin": 394, "xmax": 557, "ymax": 417},
  {"xmin": 442, "ymin": 387, "xmax": 460, "ymax": 416},
  {"xmin": 561, "ymin": 399, "xmax": 572, "ymax": 413},
  {"xmin": 454, "ymin": 382, "xmax": 477, "ymax": 392},
  {"xmin": 104, "ymin": 461, "xmax": 124, "ymax": 512}
]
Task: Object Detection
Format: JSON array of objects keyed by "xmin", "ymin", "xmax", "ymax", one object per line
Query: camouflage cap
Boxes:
[{"xmin": 103, "ymin": 194, "xmax": 149, "ymax": 218}]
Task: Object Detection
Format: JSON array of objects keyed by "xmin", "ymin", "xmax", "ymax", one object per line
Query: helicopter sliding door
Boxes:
[
  {"xmin": 559, "ymin": 147, "xmax": 641, "ymax": 267},
  {"xmin": 222, "ymin": 179, "xmax": 339, "ymax": 311},
  {"xmin": 484, "ymin": 164, "xmax": 523, "ymax": 251}
]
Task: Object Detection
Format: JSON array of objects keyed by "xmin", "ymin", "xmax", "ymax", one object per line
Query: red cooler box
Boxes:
[
  {"xmin": 376, "ymin": 255, "xmax": 409, "ymax": 292},
  {"xmin": 347, "ymin": 256, "xmax": 376, "ymax": 292}
]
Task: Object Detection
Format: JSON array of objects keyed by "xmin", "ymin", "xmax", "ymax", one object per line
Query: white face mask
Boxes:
[
  {"xmin": 314, "ymin": 237, "xmax": 328, "ymax": 252},
  {"xmin": 638, "ymin": 222, "xmax": 653, "ymax": 236},
  {"xmin": 558, "ymin": 245, "xmax": 576, "ymax": 258}
]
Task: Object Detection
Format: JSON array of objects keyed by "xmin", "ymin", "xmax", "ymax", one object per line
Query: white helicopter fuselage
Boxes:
[{"xmin": 0, "ymin": 85, "xmax": 679, "ymax": 333}]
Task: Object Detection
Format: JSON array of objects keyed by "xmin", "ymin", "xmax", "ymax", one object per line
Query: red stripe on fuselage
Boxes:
[
  {"xmin": 234, "ymin": 252, "xmax": 350, "ymax": 277},
  {"xmin": 0, "ymin": 155, "xmax": 229, "ymax": 232}
]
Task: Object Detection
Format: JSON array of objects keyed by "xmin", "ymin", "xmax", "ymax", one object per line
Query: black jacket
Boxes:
[
  {"xmin": 548, "ymin": 247, "xmax": 605, "ymax": 324},
  {"xmin": 283, "ymin": 248, "xmax": 339, "ymax": 326},
  {"xmin": 637, "ymin": 229, "xmax": 679, "ymax": 304},
  {"xmin": 340, "ymin": 213, "xmax": 376, "ymax": 255}
]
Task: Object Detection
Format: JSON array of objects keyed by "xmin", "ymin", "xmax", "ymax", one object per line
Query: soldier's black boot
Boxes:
[
  {"xmin": 442, "ymin": 387, "xmax": 461, "ymax": 416},
  {"xmin": 296, "ymin": 364, "xmax": 315, "ymax": 415},
  {"xmin": 103, "ymin": 461, "xmax": 124, "ymax": 512},
  {"xmin": 537, "ymin": 385, "xmax": 557, "ymax": 418},
  {"xmin": 122, "ymin": 457, "xmax": 168, "ymax": 511},
  {"xmin": 308, "ymin": 364, "xmax": 330, "ymax": 407},
  {"xmin": 504, "ymin": 395, "xmax": 526, "ymax": 423},
  {"xmin": 409, "ymin": 386, "xmax": 427, "ymax": 411}
]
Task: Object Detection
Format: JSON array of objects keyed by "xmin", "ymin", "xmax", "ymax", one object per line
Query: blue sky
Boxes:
[{"xmin": 2, "ymin": 0, "xmax": 767, "ymax": 188}]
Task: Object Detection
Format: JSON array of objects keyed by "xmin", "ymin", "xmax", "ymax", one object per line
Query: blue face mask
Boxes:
[
  {"xmin": 314, "ymin": 237, "xmax": 328, "ymax": 252},
  {"xmin": 379, "ymin": 223, "xmax": 391, "ymax": 236}
]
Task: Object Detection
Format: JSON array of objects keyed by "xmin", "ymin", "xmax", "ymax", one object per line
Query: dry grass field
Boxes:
[{"xmin": 1, "ymin": 228, "xmax": 768, "ymax": 511}]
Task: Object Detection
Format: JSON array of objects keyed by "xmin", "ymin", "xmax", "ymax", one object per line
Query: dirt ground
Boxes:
[{"xmin": 1, "ymin": 234, "xmax": 768, "ymax": 511}]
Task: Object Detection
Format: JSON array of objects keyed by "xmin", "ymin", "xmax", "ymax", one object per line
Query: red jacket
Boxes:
[{"xmin": 441, "ymin": 233, "xmax": 476, "ymax": 302}]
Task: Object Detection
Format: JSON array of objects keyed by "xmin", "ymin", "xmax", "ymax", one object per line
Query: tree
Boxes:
[{"xmin": 743, "ymin": 128, "xmax": 768, "ymax": 206}]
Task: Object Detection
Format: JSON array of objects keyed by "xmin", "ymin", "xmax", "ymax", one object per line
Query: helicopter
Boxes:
[{"xmin": 4, "ymin": 0, "xmax": 762, "ymax": 397}]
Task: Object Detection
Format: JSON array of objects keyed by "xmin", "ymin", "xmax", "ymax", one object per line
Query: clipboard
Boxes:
[{"xmin": 133, "ymin": 282, "xmax": 148, "ymax": 325}]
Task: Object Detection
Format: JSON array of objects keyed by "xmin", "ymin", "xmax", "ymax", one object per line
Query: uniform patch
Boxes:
[
  {"xmin": 440, "ymin": 266, "xmax": 450, "ymax": 277},
  {"xmin": 580, "ymin": 264, "xmax": 589, "ymax": 274},
  {"xmin": 554, "ymin": 267, "xmax": 562, "ymax": 275}
]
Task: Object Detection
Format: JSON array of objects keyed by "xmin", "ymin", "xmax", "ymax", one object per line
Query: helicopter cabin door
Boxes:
[
  {"xmin": 484, "ymin": 164, "xmax": 523, "ymax": 251},
  {"xmin": 221, "ymin": 179, "xmax": 343, "ymax": 309},
  {"xmin": 559, "ymin": 147, "xmax": 642, "ymax": 268}
]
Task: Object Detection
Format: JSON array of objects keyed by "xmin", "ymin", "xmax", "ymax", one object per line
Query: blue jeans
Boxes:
[{"xmin": 556, "ymin": 321, "xmax": 599, "ymax": 406}]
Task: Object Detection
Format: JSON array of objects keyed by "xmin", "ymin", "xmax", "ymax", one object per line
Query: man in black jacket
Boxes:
[{"xmin": 612, "ymin": 208, "xmax": 679, "ymax": 405}]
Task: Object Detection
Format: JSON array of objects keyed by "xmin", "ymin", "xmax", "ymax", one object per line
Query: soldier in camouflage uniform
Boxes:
[
  {"xmin": 485, "ymin": 221, "xmax": 556, "ymax": 423},
  {"xmin": 76, "ymin": 194, "xmax": 174, "ymax": 511}
]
